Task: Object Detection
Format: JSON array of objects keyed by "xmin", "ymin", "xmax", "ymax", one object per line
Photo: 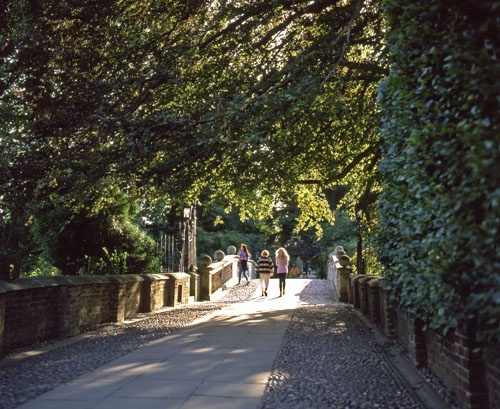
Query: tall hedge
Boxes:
[{"xmin": 376, "ymin": 1, "xmax": 500, "ymax": 345}]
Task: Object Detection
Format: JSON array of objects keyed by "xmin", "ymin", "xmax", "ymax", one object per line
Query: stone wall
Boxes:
[
  {"xmin": 344, "ymin": 274, "xmax": 500, "ymax": 409},
  {"xmin": 199, "ymin": 253, "xmax": 238, "ymax": 301},
  {"xmin": 0, "ymin": 273, "xmax": 192, "ymax": 357},
  {"xmin": 0, "ymin": 248, "xmax": 237, "ymax": 358},
  {"xmin": 4, "ymin": 283, "xmax": 60, "ymax": 352}
]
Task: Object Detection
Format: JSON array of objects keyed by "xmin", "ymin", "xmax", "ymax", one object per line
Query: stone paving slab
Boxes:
[{"xmin": 14, "ymin": 280, "xmax": 307, "ymax": 409}]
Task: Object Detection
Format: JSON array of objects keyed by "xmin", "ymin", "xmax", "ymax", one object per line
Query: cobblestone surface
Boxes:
[
  {"xmin": 260, "ymin": 281, "xmax": 421, "ymax": 409},
  {"xmin": 0, "ymin": 279, "xmax": 456, "ymax": 409}
]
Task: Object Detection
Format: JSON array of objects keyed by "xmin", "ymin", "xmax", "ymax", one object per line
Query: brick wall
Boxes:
[
  {"xmin": 0, "ymin": 274, "xmax": 181, "ymax": 357},
  {"xmin": 487, "ymin": 360, "xmax": 500, "ymax": 409},
  {"xmin": 4, "ymin": 285, "xmax": 60, "ymax": 351},
  {"xmin": 426, "ymin": 329, "xmax": 460, "ymax": 392},
  {"xmin": 346, "ymin": 274, "xmax": 499, "ymax": 409}
]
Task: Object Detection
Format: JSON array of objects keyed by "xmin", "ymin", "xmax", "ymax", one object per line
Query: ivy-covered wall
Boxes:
[{"xmin": 376, "ymin": 0, "xmax": 499, "ymax": 346}]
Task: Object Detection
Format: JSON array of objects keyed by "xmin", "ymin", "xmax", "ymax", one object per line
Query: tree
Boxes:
[
  {"xmin": 0, "ymin": 0, "xmax": 386, "ymax": 277},
  {"xmin": 177, "ymin": 0, "xmax": 386, "ymax": 231}
]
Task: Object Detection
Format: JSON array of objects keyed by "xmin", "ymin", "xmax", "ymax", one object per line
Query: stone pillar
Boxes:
[
  {"xmin": 337, "ymin": 267, "xmax": 352, "ymax": 302},
  {"xmin": 379, "ymin": 282, "xmax": 397, "ymax": 338},
  {"xmin": 351, "ymin": 274, "xmax": 367, "ymax": 309},
  {"xmin": 199, "ymin": 255, "xmax": 213, "ymax": 301},
  {"xmin": 186, "ymin": 270, "xmax": 200, "ymax": 302},
  {"xmin": 165, "ymin": 272, "xmax": 191, "ymax": 307},
  {"xmin": 140, "ymin": 274, "xmax": 168, "ymax": 312},
  {"xmin": 359, "ymin": 276, "xmax": 374, "ymax": 314},
  {"xmin": 367, "ymin": 277, "xmax": 384, "ymax": 323},
  {"xmin": 331, "ymin": 247, "xmax": 352, "ymax": 303},
  {"xmin": 109, "ymin": 277, "xmax": 127, "ymax": 323},
  {"xmin": 408, "ymin": 317, "xmax": 427, "ymax": 367},
  {"xmin": 57, "ymin": 284, "xmax": 81, "ymax": 337},
  {"xmin": 486, "ymin": 360, "xmax": 500, "ymax": 409},
  {"xmin": 455, "ymin": 329, "xmax": 489, "ymax": 409}
]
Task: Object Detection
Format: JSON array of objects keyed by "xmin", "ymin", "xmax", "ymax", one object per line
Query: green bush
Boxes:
[
  {"xmin": 377, "ymin": 0, "xmax": 500, "ymax": 344},
  {"xmin": 32, "ymin": 191, "xmax": 160, "ymax": 276}
]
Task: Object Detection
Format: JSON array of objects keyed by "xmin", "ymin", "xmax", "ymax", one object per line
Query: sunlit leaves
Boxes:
[{"xmin": 1, "ymin": 0, "xmax": 387, "ymax": 277}]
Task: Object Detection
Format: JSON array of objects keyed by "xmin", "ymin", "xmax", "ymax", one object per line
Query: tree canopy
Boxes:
[
  {"xmin": 1, "ymin": 0, "xmax": 498, "ymax": 354},
  {"xmin": 1, "ymin": 0, "xmax": 385, "ymax": 277}
]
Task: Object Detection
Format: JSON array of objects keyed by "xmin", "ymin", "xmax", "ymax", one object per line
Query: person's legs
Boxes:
[
  {"xmin": 259, "ymin": 275, "xmax": 266, "ymax": 295},
  {"xmin": 240, "ymin": 260, "xmax": 249, "ymax": 284},
  {"xmin": 262, "ymin": 273, "xmax": 270, "ymax": 296},
  {"xmin": 279, "ymin": 274, "xmax": 285, "ymax": 296}
]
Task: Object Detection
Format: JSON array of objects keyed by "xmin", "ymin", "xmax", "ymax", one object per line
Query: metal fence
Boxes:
[{"xmin": 156, "ymin": 206, "xmax": 197, "ymax": 273}]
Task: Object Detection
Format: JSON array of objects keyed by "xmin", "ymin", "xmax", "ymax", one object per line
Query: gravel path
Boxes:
[
  {"xmin": 0, "ymin": 279, "xmax": 455, "ymax": 409},
  {"xmin": 260, "ymin": 280, "xmax": 421, "ymax": 409}
]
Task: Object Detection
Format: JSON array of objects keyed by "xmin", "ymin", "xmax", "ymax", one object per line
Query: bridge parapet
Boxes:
[
  {"xmin": 347, "ymin": 274, "xmax": 499, "ymax": 409},
  {"xmin": 198, "ymin": 249, "xmax": 239, "ymax": 301},
  {"xmin": 328, "ymin": 246, "xmax": 353, "ymax": 302}
]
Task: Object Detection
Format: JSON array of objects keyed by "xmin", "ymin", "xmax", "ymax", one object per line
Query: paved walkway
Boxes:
[
  {"xmin": 11, "ymin": 279, "xmax": 451, "ymax": 409},
  {"xmin": 15, "ymin": 280, "xmax": 307, "ymax": 409}
]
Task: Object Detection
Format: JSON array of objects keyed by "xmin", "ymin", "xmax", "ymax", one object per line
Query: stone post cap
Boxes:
[
  {"xmin": 350, "ymin": 274, "xmax": 368, "ymax": 285},
  {"xmin": 359, "ymin": 275, "xmax": 378, "ymax": 285},
  {"xmin": 338, "ymin": 254, "xmax": 351, "ymax": 267},
  {"xmin": 214, "ymin": 250, "xmax": 225, "ymax": 261},
  {"xmin": 200, "ymin": 254, "xmax": 212, "ymax": 266},
  {"xmin": 334, "ymin": 246, "xmax": 347, "ymax": 256}
]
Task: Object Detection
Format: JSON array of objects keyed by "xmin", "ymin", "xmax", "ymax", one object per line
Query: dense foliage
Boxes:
[
  {"xmin": 0, "ymin": 0, "xmax": 384, "ymax": 278},
  {"xmin": 376, "ymin": 0, "xmax": 500, "ymax": 344},
  {"xmin": 197, "ymin": 203, "xmax": 357, "ymax": 273}
]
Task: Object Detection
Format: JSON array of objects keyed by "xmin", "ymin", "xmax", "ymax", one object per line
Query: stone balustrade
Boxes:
[
  {"xmin": 327, "ymin": 246, "xmax": 353, "ymax": 302},
  {"xmin": 198, "ymin": 246, "xmax": 239, "ymax": 301},
  {"xmin": 0, "ymin": 245, "xmax": 240, "ymax": 357}
]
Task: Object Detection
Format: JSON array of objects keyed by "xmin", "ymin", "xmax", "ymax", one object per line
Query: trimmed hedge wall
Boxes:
[{"xmin": 376, "ymin": 0, "xmax": 499, "ymax": 345}]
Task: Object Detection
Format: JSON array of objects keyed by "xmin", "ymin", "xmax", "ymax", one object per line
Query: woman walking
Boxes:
[
  {"xmin": 257, "ymin": 250, "xmax": 274, "ymax": 296},
  {"xmin": 275, "ymin": 247, "xmax": 290, "ymax": 297},
  {"xmin": 238, "ymin": 244, "xmax": 250, "ymax": 285}
]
